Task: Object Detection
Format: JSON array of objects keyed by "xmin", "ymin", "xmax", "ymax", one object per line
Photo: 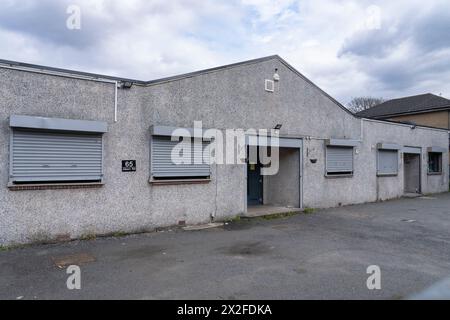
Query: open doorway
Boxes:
[
  {"xmin": 404, "ymin": 152, "xmax": 421, "ymax": 194},
  {"xmin": 246, "ymin": 145, "xmax": 302, "ymax": 217}
]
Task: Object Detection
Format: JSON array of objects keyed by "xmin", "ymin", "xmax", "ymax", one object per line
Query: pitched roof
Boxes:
[
  {"xmin": 2, "ymin": 56, "xmax": 449, "ymax": 132},
  {"xmin": 0, "ymin": 56, "xmax": 280, "ymax": 85},
  {"xmin": 357, "ymin": 93, "xmax": 450, "ymax": 118},
  {"xmin": 0, "ymin": 55, "xmax": 353, "ymax": 115}
]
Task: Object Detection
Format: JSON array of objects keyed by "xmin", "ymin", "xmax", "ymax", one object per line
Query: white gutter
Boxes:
[{"xmin": 0, "ymin": 63, "xmax": 119, "ymax": 123}]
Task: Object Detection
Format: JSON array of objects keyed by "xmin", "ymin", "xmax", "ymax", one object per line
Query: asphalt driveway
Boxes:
[{"xmin": 1, "ymin": 193, "xmax": 450, "ymax": 300}]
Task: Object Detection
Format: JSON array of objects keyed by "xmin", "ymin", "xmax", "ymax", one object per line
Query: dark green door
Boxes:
[{"xmin": 247, "ymin": 162, "xmax": 263, "ymax": 206}]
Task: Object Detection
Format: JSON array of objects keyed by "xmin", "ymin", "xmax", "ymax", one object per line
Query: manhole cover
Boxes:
[{"xmin": 52, "ymin": 253, "xmax": 96, "ymax": 268}]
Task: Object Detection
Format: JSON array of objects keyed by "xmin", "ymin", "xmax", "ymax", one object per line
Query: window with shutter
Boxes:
[
  {"xmin": 151, "ymin": 136, "xmax": 211, "ymax": 179},
  {"xmin": 377, "ymin": 149, "xmax": 399, "ymax": 175},
  {"xmin": 326, "ymin": 146, "xmax": 353, "ymax": 175},
  {"xmin": 428, "ymin": 152, "xmax": 442, "ymax": 174},
  {"xmin": 10, "ymin": 130, "xmax": 103, "ymax": 183}
]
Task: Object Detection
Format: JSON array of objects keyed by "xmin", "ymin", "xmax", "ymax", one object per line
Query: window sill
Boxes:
[
  {"xmin": 377, "ymin": 173, "xmax": 398, "ymax": 177},
  {"xmin": 325, "ymin": 174, "xmax": 353, "ymax": 179},
  {"xmin": 427, "ymin": 172, "xmax": 442, "ymax": 176},
  {"xmin": 8, "ymin": 182, "xmax": 104, "ymax": 191},
  {"xmin": 149, "ymin": 178, "xmax": 211, "ymax": 186}
]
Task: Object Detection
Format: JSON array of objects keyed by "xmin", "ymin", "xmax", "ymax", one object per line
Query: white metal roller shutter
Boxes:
[
  {"xmin": 151, "ymin": 136, "xmax": 211, "ymax": 178},
  {"xmin": 377, "ymin": 150, "xmax": 398, "ymax": 174},
  {"xmin": 11, "ymin": 130, "xmax": 103, "ymax": 183},
  {"xmin": 326, "ymin": 146, "xmax": 353, "ymax": 173}
]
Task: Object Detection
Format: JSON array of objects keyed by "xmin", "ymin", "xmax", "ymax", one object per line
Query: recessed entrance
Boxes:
[
  {"xmin": 404, "ymin": 151, "xmax": 421, "ymax": 194},
  {"xmin": 246, "ymin": 140, "xmax": 302, "ymax": 217}
]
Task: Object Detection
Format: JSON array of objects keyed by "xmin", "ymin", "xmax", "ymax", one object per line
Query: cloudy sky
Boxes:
[{"xmin": 1, "ymin": 0, "xmax": 449, "ymax": 104}]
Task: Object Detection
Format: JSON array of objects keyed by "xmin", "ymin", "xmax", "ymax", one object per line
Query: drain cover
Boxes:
[
  {"xmin": 401, "ymin": 219, "xmax": 417, "ymax": 223},
  {"xmin": 52, "ymin": 253, "xmax": 96, "ymax": 268},
  {"xmin": 419, "ymin": 196, "xmax": 437, "ymax": 200}
]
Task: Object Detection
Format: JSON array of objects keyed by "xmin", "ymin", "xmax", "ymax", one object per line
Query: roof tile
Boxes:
[{"xmin": 357, "ymin": 93, "xmax": 450, "ymax": 118}]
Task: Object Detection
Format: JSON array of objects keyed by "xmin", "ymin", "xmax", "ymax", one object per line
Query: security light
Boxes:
[
  {"xmin": 121, "ymin": 81, "xmax": 133, "ymax": 89},
  {"xmin": 273, "ymin": 69, "xmax": 280, "ymax": 82},
  {"xmin": 274, "ymin": 124, "xmax": 282, "ymax": 130}
]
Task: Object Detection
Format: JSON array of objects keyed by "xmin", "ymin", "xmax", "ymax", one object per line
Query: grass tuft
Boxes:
[
  {"xmin": 260, "ymin": 212, "xmax": 298, "ymax": 220},
  {"xmin": 80, "ymin": 233, "xmax": 97, "ymax": 241},
  {"xmin": 228, "ymin": 215, "xmax": 242, "ymax": 223},
  {"xmin": 110, "ymin": 232, "xmax": 128, "ymax": 238}
]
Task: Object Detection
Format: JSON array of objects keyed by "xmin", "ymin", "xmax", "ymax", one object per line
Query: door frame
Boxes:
[
  {"xmin": 403, "ymin": 148, "xmax": 422, "ymax": 194},
  {"xmin": 244, "ymin": 136, "xmax": 303, "ymax": 212}
]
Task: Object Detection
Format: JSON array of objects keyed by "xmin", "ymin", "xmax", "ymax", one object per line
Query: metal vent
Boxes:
[{"xmin": 265, "ymin": 79, "xmax": 275, "ymax": 92}]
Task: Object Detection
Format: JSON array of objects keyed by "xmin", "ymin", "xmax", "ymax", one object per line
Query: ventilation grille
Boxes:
[{"xmin": 265, "ymin": 79, "xmax": 275, "ymax": 92}]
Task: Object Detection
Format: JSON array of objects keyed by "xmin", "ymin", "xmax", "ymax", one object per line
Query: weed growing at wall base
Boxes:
[{"xmin": 260, "ymin": 212, "xmax": 298, "ymax": 220}]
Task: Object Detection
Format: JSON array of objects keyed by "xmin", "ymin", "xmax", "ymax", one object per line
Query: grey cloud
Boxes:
[
  {"xmin": 337, "ymin": 5, "xmax": 450, "ymax": 97},
  {"xmin": 338, "ymin": 5, "xmax": 450, "ymax": 59},
  {"xmin": 338, "ymin": 28, "xmax": 408, "ymax": 58},
  {"xmin": 0, "ymin": 0, "xmax": 110, "ymax": 48},
  {"xmin": 412, "ymin": 10, "xmax": 450, "ymax": 52},
  {"xmin": 346, "ymin": 48, "xmax": 450, "ymax": 98},
  {"xmin": 368, "ymin": 63, "xmax": 417, "ymax": 91},
  {"xmin": 0, "ymin": 0, "xmax": 449, "ymax": 104}
]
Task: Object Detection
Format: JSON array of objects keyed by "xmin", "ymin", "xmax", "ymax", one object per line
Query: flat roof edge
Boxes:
[{"xmin": 361, "ymin": 117, "xmax": 450, "ymax": 133}]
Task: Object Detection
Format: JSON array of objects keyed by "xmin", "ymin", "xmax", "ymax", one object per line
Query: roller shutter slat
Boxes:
[
  {"xmin": 152, "ymin": 136, "xmax": 210, "ymax": 178},
  {"xmin": 378, "ymin": 150, "xmax": 398, "ymax": 174},
  {"xmin": 11, "ymin": 130, "xmax": 103, "ymax": 182},
  {"xmin": 326, "ymin": 146, "xmax": 353, "ymax": 173}
]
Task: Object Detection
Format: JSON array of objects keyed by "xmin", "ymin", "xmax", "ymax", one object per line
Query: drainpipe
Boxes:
[
  {"xmin": 114, "ymin": 81, "xmax": 118, "ymax": 122},
  {"xmin": 0, "ymin": 63, "xmax": 120, "ymax": 123},
  {"xmin": 360, "ymin": 117, "xmax": 364, "ymax": 141}
]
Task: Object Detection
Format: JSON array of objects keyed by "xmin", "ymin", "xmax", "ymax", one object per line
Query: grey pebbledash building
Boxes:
[{"xmin": 0, "ymin": 55, "xmax": 448, "ymax": 245}]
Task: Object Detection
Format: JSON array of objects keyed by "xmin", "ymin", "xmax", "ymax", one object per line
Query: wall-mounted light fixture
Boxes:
[
  {"xmin": 273, "ymin": 68, "xmax": 280, "ymax": 82},
  {"xmin": 400, "ymin": 120, "xmax": 417, "ymax": 130},
  {"xmin": 120, "ymin": 81, "xmax": 133, "ymax": 89},
  {"xmin": 274, "ymin": 124, "xmax": 283, "ymax": 130}
]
